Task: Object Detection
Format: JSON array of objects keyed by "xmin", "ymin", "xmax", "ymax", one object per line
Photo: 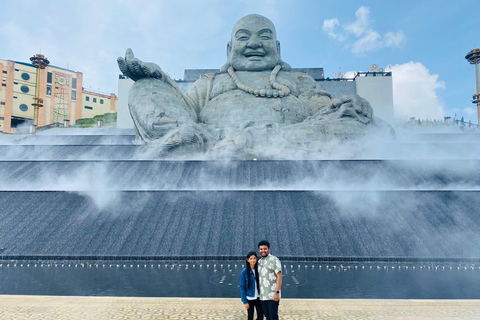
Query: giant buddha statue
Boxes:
[{"xmin": 118, "ymin": 14, "xmax": 392, "ymax": 157}]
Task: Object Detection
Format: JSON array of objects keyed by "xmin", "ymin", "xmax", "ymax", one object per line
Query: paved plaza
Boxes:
[{"xmin": 0, "ymin": 295, "xmax": 479, "ymax": 319}]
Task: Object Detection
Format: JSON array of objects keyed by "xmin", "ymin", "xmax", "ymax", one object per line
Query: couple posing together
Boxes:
[{"xmin": 239, "ymin": 240, "xmax": 282, "ymax": 320}]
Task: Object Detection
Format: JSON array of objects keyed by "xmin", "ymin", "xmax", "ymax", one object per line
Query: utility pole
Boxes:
[
  {"xmin": 465, "ymin": 48, "xmax": 480, "ymax": 125},
  {"xmin": 30, "ymin": 54, "xmax": 50, "ymax": 134}
]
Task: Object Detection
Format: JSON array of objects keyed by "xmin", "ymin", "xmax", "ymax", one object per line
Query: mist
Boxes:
[
  {"xmin": 1, "ymin": 124, "xmax": 479, "ymax": 260},
  {"xmin": 1, "ymin": 126, "xmax": 479, "ymax": 194}
]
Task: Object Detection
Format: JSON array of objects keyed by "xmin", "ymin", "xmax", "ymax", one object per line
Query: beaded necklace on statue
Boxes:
[{"xmin": 227, "ymin": 65, "xmax": 291, "ymax": 98}]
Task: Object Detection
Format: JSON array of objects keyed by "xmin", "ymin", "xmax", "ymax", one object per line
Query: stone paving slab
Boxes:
[{"xmin": 0, "ymin": 295, "xmax": 479, "ymax": 319}]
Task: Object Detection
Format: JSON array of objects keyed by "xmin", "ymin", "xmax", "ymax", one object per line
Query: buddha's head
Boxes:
[{"xmin": 224, "ymin": 14, "xmax": 288, "ymax": 72}]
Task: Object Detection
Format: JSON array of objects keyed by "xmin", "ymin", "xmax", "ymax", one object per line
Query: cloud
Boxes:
[
  {"xmin": 323, "ymin": 6, "xmax": 406, "ymax": 55},
  {"xmin": 390, "ymin": 62, "xmax": 445, "ymax": 120},
  {"xmin": 351, "ymin": 30, "xmax": 382, "ymax": 55},
  {"xmin": 343, "ymin": 6, "xmax": 370, "ymax": 37},
  {"xmin": 384, "ymin": 31, "xmax": 406, "ymax": 47},
  {"xmin": 464, "ymin": 107, "xmax": 476, "ymax": 116},
  {"xmin": 322, "ymin": 18, "xmax": 345, "ymax": 41}
]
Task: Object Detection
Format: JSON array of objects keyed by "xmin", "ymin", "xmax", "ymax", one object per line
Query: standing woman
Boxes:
[{"xmin": 239, "ymin": 252, "xmax": 263, "ymax": 320}]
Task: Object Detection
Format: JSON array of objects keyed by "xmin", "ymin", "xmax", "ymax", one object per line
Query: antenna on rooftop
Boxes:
[
  {"xmin": 368, "ymin": 64, "xmax": 377, "ymax": 73},
  {"xmin": 367, "ymin": 64, "xmax": 384, "ymax": 75}
]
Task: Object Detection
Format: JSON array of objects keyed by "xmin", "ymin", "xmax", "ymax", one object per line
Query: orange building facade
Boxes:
[{"xmin": 0, "ymin": 58, "xmax": 117, "ymax": 133}]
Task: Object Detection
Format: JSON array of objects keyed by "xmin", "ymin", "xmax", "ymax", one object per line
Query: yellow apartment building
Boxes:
[{"xmin": 0, "ymin": 58, "xmax": 117, "ymax": 133}]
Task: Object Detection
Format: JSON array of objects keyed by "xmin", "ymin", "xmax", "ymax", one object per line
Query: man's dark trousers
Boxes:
[{"xmin": 261, "ymin": 300, "xmax": 279, "ymax": 320}]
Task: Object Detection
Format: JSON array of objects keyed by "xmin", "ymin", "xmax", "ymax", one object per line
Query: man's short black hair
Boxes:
[{"xmin": 258, "ymin": 240, "xmax": 270, "ymax": 248}]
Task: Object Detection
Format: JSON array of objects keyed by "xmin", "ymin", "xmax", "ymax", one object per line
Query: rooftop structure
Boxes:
[{"xmin": 0, "ymin": 57, "xmax": 118, "ymax": 134}]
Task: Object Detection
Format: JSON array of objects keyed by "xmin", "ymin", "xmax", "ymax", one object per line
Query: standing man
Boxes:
[{"xmin": 257, "ymin": 240, "xmax": 282, "ymax": 320}]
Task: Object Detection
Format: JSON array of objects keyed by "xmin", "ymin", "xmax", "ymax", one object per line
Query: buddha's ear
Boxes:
[
  {"xmin": 227, "ymin": 41, "xmax": 232, "ymax": 58},
  {"xmin": 276, "ymin": 40, "xmax": 281, "ymax": 57},
  {"xmin": 220, "ymin": 41, "xmax": 233, "ymax": 73}
]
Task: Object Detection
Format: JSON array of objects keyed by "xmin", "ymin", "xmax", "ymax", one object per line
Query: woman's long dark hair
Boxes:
[{"xmin": 245, "ymin": 251, "xmax": 260, "ymax": 295}]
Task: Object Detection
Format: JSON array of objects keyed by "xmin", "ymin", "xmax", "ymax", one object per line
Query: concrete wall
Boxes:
[
  {"xmin": 317, "ymin": 80, "xmax": 356, "ymax": 98},
  {"xmin": 356, "ymin": 75, "xmax": 394, "ymax": 124},
  {"xmin": 116, "ymin": 77, "xmax": 134, "ymax": 129}
]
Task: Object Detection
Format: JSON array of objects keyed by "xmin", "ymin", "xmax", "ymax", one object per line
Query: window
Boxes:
[
  {"xmin": 0, "ymin": 117, "xmax": 4, "ymax": 120},
  {"xmin": 71, "ymin": 90, "xmax": 76, "ymax": 100},
  {"xmin": 2, "ymin": 83, "xmax": 6, "ymax": 87},
  {"xmin": 14, "ymin": 69, "xmax": 19, "ymax": 71},
  {"xmin": 86, "ymin": 96, "xmax": 89, "ymax": 101},
  {"xmin": 13, "ymin": 96, "xmax": 17, "ymax": 99},
  {"xmin": 46, "ymin": 85, "xmax": 51, "ymax": 95},
  {"xmin": 72, "ymin": 78, "xmax": 77, "ymax": 89},
  {"xmin": 84, "ymin": 106, "xmax": 93, "ymax": 110},
  {"xmin": 1, "ymin": 102, "xmax": 5, "ymax": 105},
  {"xmin": 47, "ymin": 72, "xmax": 52, "ymax": 84},
  {"xmin": 2, "ymin": 71, "xmax": 6, "ymax": 74},
  {"xmin": 14, "ymin": 82, "xmax": 18, "ymax": 85},
  {"xmin": 21, "ymin": 73, "xmax": 30, "ymax": 80},
  {"xmin": 100, "ymin": 99, "xmax": 104, "ymax": 104},
  {"xmin": 19, "ymin": 104, "xmax": 28, "ymax": 112},
  {"xmin": 20, "ymin": 85, "xmax": 29, "ymax": 93},
  {"xmin": 93, "ymin": 98, "xmax": 97, "ymax": 103}
]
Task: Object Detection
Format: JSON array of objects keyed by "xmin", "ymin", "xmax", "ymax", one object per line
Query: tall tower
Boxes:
[
  {"xmin": 465, "ymin": 48, "xmax": 480, "ymax": 125},
  {"xmin": 30, "ymin": 54, "xmax": 50, "ymax": 133}
]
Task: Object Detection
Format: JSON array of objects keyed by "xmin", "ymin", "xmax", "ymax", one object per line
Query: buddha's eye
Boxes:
[
  {"xmin": 236, "ymin": 32, "xmax": 250, "ymax": 41},
  {"xmin": 259, "ymin": 30, "xmax": 273, "ymax": 40}
]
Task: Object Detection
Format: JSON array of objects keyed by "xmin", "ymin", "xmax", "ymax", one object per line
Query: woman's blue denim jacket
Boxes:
[{"xmin": 239, "ymin": 267, "xmax": 257, "ymax": 304}]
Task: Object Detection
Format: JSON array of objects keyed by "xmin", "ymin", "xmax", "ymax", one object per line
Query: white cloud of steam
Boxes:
[
  {"xmin": 52, "ymin": 164, "xmax": 120, "ymax": 211},
  {"xmin": 390, "ymin": 62, "xmax": 446, "ymax": 120},
  {"xmin": 323, "ymin": 191, "xmax": 385, "ymax": 219},
  {"xmin": 323, "ymin": 6, "xmax": 406, "ymax": 55}
]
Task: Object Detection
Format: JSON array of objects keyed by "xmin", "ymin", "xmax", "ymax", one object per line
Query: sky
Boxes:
[{"xmin": 1, "ymin": 0, "xmax": 479, "ymax": 123}]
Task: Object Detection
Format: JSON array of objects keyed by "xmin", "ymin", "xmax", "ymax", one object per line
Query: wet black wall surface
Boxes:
[
  {"xmin": 1, "ymin": 160, "xmax": 479, "ymax": 189},
  {"xmin": 1, "ymin": 190, "xmax": 479, "ymax": 259},
  {"xmin": 1, "ymin": 132, "xmax": 479, "ymax": 260}
]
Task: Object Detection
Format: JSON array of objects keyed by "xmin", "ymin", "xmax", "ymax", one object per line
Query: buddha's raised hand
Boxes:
[{"xmin": 118, "ymin": 48, "xmax": 165, "ymax": 81}]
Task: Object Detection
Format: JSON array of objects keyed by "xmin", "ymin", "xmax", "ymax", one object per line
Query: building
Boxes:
[
  {"xmin": 0, "ymin": 58, "xmax": 117, "ymax": 133},
  {"xmin": 116, "ymin": 65, "xmax": 394, "ymax": 129}
]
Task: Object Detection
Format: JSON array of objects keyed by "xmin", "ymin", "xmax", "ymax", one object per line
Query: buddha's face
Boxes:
[{"xmin": 227, "ymin": 14, "xmax": 281, "ymax": 71}]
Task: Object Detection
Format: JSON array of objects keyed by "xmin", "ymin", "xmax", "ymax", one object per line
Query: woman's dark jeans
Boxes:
[{"xmin": 247, "ymin": 298, "xmax": 263, "ymax": 320}]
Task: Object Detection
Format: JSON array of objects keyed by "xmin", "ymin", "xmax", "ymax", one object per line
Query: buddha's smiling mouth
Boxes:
[{"xmin": 245, "ymin": 51, "xmax": 265, "ymax": 57}]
